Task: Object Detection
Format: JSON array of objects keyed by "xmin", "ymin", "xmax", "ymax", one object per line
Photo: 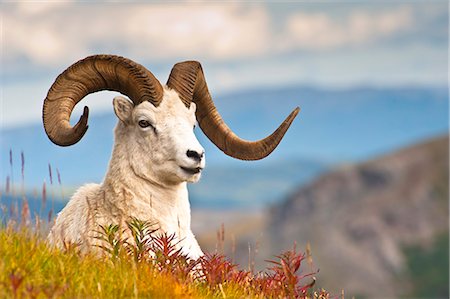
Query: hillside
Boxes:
[
  {"xmin": 1, "ymin": 85, "xmax": 447, "ymax": 211},
  {"xmin": 1, "ymin": 86, "xmax": 447, "ymax": 188},
  {"xmin": 267, "ymin": 135, "xmax": 449, "ymax": 298}
]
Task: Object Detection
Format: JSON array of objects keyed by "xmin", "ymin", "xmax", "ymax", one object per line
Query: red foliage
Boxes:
[
  {"xmin": 9, "ymin": 270, "xmax": 24, "ymax": 298},
  {"xmin": 98, "ymin": 220, "xmax": 326, "ymax": 298},
  {"xmin": 198, "ymin": 253, "xmax": 251, "ymax": 288},
  {"xmin": 257, "ymin": 248, "xmax": 318, "ymax": 298}
]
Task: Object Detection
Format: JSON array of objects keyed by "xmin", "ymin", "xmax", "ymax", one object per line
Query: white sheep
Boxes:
[{"xmin": 43, "ymin": 55, "xmax": 299, "ymax": 259}]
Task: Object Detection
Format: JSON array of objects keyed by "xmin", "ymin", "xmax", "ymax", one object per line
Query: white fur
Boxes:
[{"xmin": 48, "ymin": 87, "xmax": 205, "ymax": 259}]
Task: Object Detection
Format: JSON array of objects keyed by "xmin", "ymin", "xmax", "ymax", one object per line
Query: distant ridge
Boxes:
[
  {"xmin": 268, "ymin": 134, "xmax": 449, "ymax": 297},
  {"xmin": 1, "ymin": 86, "xmax": 447, "ymax": 189}
]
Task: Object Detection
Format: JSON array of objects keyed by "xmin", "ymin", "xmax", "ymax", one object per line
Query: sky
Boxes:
[{"xmin": 1, "ymin": 1, "xmax": 448, "ymax": 128}]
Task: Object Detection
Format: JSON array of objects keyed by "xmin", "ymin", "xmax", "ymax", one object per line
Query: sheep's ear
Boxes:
[
  {"xmin": 113, "ymin": 96, "xmax": 133, "ymax": 123},
  {"xmin": 189, "ymin": 102, "xmax": 197, "ymax": 113}
]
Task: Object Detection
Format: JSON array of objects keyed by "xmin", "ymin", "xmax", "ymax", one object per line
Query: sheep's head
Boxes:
[
  {"xmin": 43, "ymin": 55, "xmax": 299, "ymax": 184},
  {"xmin": 112, "ymin": 91, "xmax": 204, "ymax": 184}
]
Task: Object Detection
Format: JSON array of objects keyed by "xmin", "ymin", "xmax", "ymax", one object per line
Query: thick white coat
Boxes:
[{"xmin": 48, "ymin": 88, "xmax": 205, "ymax": 259}]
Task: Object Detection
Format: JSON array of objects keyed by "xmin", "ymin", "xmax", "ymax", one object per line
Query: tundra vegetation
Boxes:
[{"xmin": 0, "ymin": 198, "xmax": 330, "ymax": 298}]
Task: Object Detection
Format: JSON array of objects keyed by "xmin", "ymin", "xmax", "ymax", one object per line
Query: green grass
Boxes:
[
  {"xmin": 403, "ymin": 232, "xmax": 449, "ymax": 298},
  {"xmin": 0, "ymin": 152, "xmax": 330, "ymax": 298},
  {"xmin": 0, "ymin": 221, "xmax": 330, "ymax": 299},
  {"xmin": 0, "ymin": 228, "xmax": 194, "ymax": 298}
]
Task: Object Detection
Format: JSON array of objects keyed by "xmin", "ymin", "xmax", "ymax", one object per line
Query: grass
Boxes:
[
  {"xmin": 0, "ymin": 220, "xmax": 332, "ymax": 298},
  {"xmin": 1, "ymin": 149, "xmax": 333, "ymax": 298},
  {"xmin": 402, "ymin": 232, "xmax": 449, "ymax": 298},
  {"xmin": 0, "ymin": 227, "xmax": 196, "ymax": 298}
]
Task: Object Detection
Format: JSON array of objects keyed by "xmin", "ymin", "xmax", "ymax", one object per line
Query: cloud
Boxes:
[
  {"xmin": 1, "ymin": 2, "xmax": 443, "ymax": 71},
  {"xmin": 2, "ymin": 1, "xmax": 74, "ymax": 66},
  {"xmin": 284, "ymin": 6, "xmax": 414, "ymax": 50},
  {"xmin": 125, "ymin": 5, "xmax": 270, "ymax": 60},
  {"xmin": 2, "ymin": 3, "xmax": 271, "ymax": 68},
  {"xmin": 1, "ymin": 2, "xmax": 447, "ymax": 129}
]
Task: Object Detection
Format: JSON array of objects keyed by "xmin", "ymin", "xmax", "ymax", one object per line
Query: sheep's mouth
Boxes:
[{"xmin": 180, "ymin": 166, "xmax": 203, "ymax": 175}]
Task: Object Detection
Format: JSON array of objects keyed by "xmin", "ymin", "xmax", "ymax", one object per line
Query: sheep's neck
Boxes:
[{"xmin": 101, "ymin": 148, "xmax": 191, "ymax": 238}]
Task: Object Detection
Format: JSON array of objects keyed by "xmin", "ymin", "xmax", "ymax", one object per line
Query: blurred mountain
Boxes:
[
  {"xmin": 0, "ymin": 85, "xmax": 448, "ymax": 211},
  {"xmin": 0, "ymin": 193, "xmax": 66, "ymax": 224},
  {"xmin": 267, "ymin": 135, "xmax": 449, "ymax": 298},
  {"xmin": 189, "ymin": 158, "xmax": 327, "ymax": 209},
  {"xmin": 1, "ymin": 85, "xmax": 447, "ymax": 190}
]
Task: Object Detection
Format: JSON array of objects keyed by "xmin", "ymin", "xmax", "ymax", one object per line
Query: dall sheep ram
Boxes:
[{"xmin": 44, "ymin": 55, "xmax": 299, "ymax": 259}]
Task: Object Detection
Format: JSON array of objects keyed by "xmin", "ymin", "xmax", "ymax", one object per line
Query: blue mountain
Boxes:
[{"xmin": 0, "ymin": 85, "xmax": 447, "ymax": 210}]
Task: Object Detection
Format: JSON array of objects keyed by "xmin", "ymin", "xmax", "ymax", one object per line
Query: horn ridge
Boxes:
[
  {"xmin": 167, "ymin": 61, "xmax": 201, "ymax": 107},
  {"xmin": 43, "ymin": 54, "xmax": 163, "ymax": 146},
  {"xmin": 166, "ymin": 61, "xmax": 300, "ymax": 160}
]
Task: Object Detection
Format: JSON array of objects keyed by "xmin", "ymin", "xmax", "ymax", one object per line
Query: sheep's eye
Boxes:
[{"xmin": 138, "ymin": 120, "xmax": 152, "ymax": 128}]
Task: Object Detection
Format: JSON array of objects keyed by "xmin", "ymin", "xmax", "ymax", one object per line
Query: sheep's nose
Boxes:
[{"xmin": 186, "ymin": 150, "xmax": 204, "ymax": 162}]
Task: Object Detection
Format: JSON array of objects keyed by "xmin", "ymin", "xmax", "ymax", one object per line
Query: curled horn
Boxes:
[
  {"xmin": 43, "ymin": 55, "xmax": 163, "ymax": 146},
  {"xmin": 166, "ymin": 61, "xmax": 300, "ymax": 160}
]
